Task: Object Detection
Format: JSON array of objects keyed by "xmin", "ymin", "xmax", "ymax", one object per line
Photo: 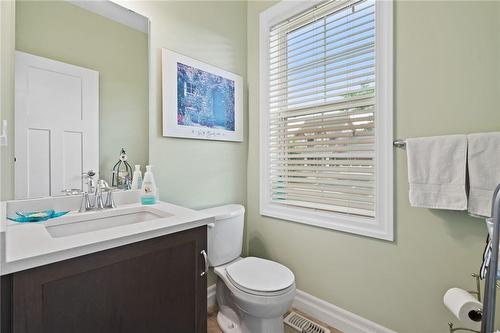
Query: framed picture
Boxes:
[{"xmin": 161, "ymin": 48, "xmax": 243, "ymax": 142}]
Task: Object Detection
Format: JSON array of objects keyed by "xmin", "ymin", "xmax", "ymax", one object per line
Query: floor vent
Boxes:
[{"xmin": 284, "ymin": 311, "xmax": 331, "ymax": 333}]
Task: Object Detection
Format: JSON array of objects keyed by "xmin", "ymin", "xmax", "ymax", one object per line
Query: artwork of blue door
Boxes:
[{"xmin": 212, "ymin": 89, "xmax": 226, "ymax": 128}]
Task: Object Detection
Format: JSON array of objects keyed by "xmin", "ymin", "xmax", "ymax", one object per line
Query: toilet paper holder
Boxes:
[
  {"xmin": 449, "ymin": 322, "xmax": 481, "ymax": 333},
  {"xmin": 448, "ymin": 273, "xmax": 482, "ymax": 333}
]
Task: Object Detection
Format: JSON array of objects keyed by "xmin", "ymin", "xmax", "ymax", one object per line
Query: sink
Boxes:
[{"xmin": 45, "ymin": 206, "xmax": 172, "ymax": 238}]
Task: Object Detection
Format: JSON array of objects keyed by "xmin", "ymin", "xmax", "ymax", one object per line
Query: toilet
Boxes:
[{"xmin": 201, "ymin": 204, "xmax": 296, "ymax": 333}]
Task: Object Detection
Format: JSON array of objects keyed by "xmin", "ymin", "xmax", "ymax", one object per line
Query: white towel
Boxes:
[
  {"xmin": 406, "ymin": 135, "xmax": 468, "ymax": 210},
  {"xmin": 467, "ymin": 132, "xmax": 500, "ymax": 217}
]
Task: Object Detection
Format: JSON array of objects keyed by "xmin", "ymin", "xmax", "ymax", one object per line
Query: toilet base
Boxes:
[
  {"xmin": 217, "ymin": 307, "xmax": 242, "ymax": 333},
  {"xmin": 216, "ymin": 306, "xmax": 286, "ymax": 333},
  {"xmin": 215, "ymin": 277, "xmax": 292, "ymax": 333}
]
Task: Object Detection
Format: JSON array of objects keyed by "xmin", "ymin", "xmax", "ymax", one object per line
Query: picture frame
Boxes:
[{"xmin": 161, "ymin": 48, "xmax": 243, "ymax": 142}]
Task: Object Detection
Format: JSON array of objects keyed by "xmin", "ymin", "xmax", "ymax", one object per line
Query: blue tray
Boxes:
[{"xmin": 8, "ymin": 210, "xmax": 69, "ymax": 223}]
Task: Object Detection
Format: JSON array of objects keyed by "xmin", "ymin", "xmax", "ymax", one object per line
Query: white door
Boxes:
[{"xmin": 15, "ymin": 51, "xmax": 99, "ymax": 199}]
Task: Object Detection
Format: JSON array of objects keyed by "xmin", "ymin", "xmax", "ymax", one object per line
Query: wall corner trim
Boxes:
[{"xmin": 293, "ymin": 289, "xmax": 397, "ymax": 333}]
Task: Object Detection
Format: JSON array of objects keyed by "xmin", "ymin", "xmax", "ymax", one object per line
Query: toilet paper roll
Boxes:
[{"xmin": 443, "ymin": 288, "xmax": 483, "ymax": 330}]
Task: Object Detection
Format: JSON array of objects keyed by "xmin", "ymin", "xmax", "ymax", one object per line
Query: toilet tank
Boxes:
[{"xmin": 200, "ymin": 204, "xmax": 245, "ymax": 267}]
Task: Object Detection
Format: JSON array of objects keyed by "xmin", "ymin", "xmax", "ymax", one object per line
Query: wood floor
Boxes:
[
  {"xmin": 207, "ymin": 307, "xmax": 343, "ymax": 333},
  {"xmin": 207, "ymin": 308, "xmax": 223, "ymax": 333}
]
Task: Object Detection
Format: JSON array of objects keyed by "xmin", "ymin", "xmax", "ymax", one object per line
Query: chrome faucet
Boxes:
[
  {"xmin": 82, "ymin": 170, "xmax": 97, "ymax": 194},
  {"xmin": 79, "ymin": 171, "xmax": 116, "ymax": 212}
]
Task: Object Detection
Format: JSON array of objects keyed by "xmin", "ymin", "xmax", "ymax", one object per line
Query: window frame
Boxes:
[{"xmin": 259, "ymin": 0, "xmax": 394, "ymax": 240}]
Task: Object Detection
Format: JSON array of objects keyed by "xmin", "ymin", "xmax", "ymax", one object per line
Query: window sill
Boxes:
[{"xmin": 260, "ymin": 202, "xmax": 394, "ymax": 241}]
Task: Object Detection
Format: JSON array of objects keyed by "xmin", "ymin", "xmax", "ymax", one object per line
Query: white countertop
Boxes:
[{"xmin": 0, "ymin": 198, "xmax": 213, "ymax": 275}]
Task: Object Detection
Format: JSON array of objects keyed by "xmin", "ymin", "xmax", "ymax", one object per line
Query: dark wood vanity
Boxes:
[{"xmin": 1, "ymin": 226, "xmax": 207, "ymax": 333}]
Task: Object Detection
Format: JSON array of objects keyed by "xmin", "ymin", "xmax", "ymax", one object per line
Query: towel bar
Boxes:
[{"xmin": 393, "ymin": 139, "xmax": 406, "ymax": 148}]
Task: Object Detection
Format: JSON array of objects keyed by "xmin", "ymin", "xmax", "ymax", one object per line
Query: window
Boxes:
[
  {"xmin": 185, "ymin": 82, "xmax": 195, "ymax": 95},
  {"xmin": 259, "ymin": 0, "xmax": 393, "ymax": 240}
]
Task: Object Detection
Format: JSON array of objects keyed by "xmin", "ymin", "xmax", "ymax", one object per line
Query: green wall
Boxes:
[
  {"xmin": 10, "ymin": 0, "xmax": 149, "ymax": 190},
  {"xmin": 247, "ymin": 1, "xmax": 500, "ymax": 332},
  {"xmin": 116, "ymin": 0, "xmax": 248, "ymax": 286},
  {"xmin": 118, "ymin": 0, "xmax": 248, "ymax": 210}
]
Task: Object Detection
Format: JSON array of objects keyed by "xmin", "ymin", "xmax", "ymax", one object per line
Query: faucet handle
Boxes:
[
  {"xmin": 98, "ymin": 179, "xmax": 109, "ymax": 189},
  {"xmin": 83, "ymin": 170, "xmax": 96, "ymax": 178}
]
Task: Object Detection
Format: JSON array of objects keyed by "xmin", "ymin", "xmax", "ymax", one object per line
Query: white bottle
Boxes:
[
  {"xmin": 141, "ymin": 165, "xmax": 157, "ymax": 205},
  {"xmin": 131, "ymin": 165, "xmax": 143, "ymax": 190}
]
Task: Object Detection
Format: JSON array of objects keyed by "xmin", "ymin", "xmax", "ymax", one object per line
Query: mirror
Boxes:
[{"xmin": 10, "ymin": 0, "xmax": 149, "ymax": 199}]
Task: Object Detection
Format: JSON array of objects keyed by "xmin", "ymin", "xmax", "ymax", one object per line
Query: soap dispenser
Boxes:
[
  {"xmin": 141, "ymin": 165, "xmax": 157, "ymax": 205},
  {"xmin": 131, "ymin": 165, "xmax": 143, "ymax": 190}
]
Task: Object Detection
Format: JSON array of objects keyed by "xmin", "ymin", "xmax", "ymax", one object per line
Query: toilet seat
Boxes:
[{"xmin": 225, "ymin": 257, "xmax": 295, "ymax": 296}]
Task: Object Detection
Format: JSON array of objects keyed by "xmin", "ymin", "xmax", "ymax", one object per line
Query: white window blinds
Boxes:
[{"xmin": 268, "ymin": 0, "xmax": 376, "ymax": 218}]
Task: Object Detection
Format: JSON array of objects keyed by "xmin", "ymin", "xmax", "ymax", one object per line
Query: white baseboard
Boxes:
[
  {"xmin": 207, "ymin": 286, "xmax": 395, "ymax": 333},
  {"xmin": 293, "ymin": 289, "xmax": 396, "ymax": 333},
  {"xmin": 207, "ymin": 284, "xmax": 217, "ymax": 309}
]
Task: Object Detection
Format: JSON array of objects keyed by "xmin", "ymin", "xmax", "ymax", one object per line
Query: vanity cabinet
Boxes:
[{"xmin": 1, "ymin": 226, "xmax": 207, "ymax": 333}]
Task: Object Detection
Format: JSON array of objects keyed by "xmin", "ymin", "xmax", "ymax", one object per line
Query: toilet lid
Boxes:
[{"xmin": 225, "ymin": 257, "xmax": 295, "ymax": 293}]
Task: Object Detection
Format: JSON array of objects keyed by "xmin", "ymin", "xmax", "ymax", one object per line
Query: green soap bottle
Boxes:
[{"xmin": 141, "ymin": 165, "xmax": 157, "ymax": 205}]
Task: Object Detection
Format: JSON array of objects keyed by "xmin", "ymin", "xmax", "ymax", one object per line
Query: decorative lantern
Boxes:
[{"xmin": 112, "ymin": 148, "xmax": 133, "ymax": 189}]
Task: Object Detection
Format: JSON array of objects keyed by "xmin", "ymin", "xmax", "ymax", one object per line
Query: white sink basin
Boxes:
[{"xmin": 45, "ymin": 206, "xmax": 173, "ymax": 238}]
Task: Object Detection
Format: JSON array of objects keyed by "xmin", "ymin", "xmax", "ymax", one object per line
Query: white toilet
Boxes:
[{"xmin": 201, "ymin": 204, "xmax": 296, "ymax": 333}]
